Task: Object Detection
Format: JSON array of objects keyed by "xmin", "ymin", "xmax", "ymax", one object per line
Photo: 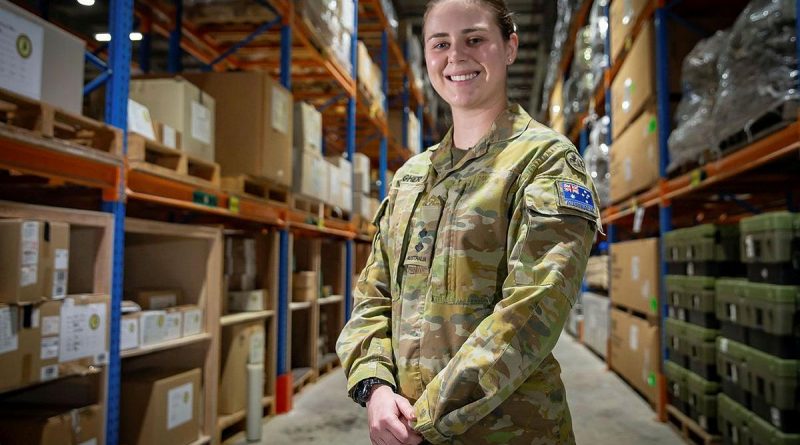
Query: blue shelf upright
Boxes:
[
  {"xmin": 345, "ymin": 0, "xmax": 360, "ymax": 321},
  {"xmin": 379, "ymin": 30, "xmax": 389, "ymax": 201}
]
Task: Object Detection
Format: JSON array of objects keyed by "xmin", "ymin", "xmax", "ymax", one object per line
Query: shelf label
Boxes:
[
  {"xmin": 128, "ymin": 99, "xmax": 156, "ymax": 140},
  {"xmin": 633, "ymin": 206, "xmax": 645, "ymax": 233},
  {"xmin": 192, "ymin": 191, "xmax": 218, "ymax": 208},
  {"xmin": 690, "ymin": 169, "xmax": 704, "ymax": 187},
  {"xmin": 229, "ymin": 195, "xmax": 240, "ymax": 214}
]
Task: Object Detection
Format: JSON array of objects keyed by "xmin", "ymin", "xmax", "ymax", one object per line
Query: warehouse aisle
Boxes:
[{"xmin": 228, "ymin": 335, "xmax": 683, "ymax": 445}]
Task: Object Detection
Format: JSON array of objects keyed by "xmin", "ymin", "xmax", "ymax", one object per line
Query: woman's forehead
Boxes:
[{"xmin": 424, "ymin": 0, "xmax": 495, "ymax": 36}]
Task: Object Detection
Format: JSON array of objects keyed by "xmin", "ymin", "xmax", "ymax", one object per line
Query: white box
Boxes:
[
  {"xmin": 180, "ymin": 306, "xmax": 203, "ymax": 337},
  {"xmin": 139, "ymin": 311, "xmax": 168, "ymax": 347},
  {"xmin": 354, "ymin": 171, "xmax": 370, "ymax": 193},
  {"xmin": 294, "ymin": 102, "xmax": 322, "ymax": 154},
  {"xmin": 582, "ymin": 292, "xmax": 611, "ymax": 358},
  {"xmin": 163, "ymin": 312, "xmax": 182, "ymax": 341},
  {"xmin": 228, "ymin": 289, "xmax": 266, "ymax": 312},
  {"xmin": 121, "ymin": 315, "xmax": 140, "ymax": 351}
]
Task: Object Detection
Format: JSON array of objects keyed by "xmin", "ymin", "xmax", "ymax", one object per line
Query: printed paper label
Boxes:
[
  {"xmin": 42, "ymin": 315, "xmax": 60, "ymax": 336},
  {"xmin": 623, "ymin": 157, "xmax": 633, "ymax": 182},
  {"xmin": 720, "ymin": 338, "xmax": 729, "ymax": 353},
  {"xmin": 141, "ymin": 312, "xmax": 166, "ymax": 345},
  {"xmin": 41, "ymin": 336, "xmax": 59, "ymax": 359},
  {"xmin": 745, "ymin": 235, "xmax": 755, "ymax": 259},
  {"xmin": 59, "ymin": 301, "xmax": 107, "ymax": 363},
  {"xmin": 629, "ymin": 325, "xmax": 639, "ymax": 351},
  {"xmin": 148, "ymin": 294, "xmax": 176, "ymax": 310},
  {"xmin": 249, "ymin": 331, "xmax": 265, "ymax": 365},
  {"xmin": 771, "ymin": 407, "xmax": 781, "ymax": 427},
  {"xmin": 54, "ymin": 249, "xmax": 69, "ymax": 270},
  {"xmin": 729, "ymin": 304, "xmax": 737, "ymax": 322},
  {"xmin": 190, "ymin": 101, "xmax": 211, "ymax": 144},
  {"xmin": 0, "ymin": 9, "xmax": 44, "ymax": 100},
  {"xmin": 182, "ymin": 309, "xmax": 202, "ymax": 337},
  {"xmin": 120, "ymin": 318, "xmax": 139, "ymax": 350},
  {"xmin": 631, "ymin": 256, "xmax": 640, "ymax": 281},
  {"xmin": 271, "ymin": 86, "xmax": 290, "ymax": 134},
  {"xmin": 40, "ymin": 364, "xmax": 58, "ymax": 381},
  {"xmin": 52, "ymin": 269, "xmax": 67, "ymax": 299},
  {"xmin": 164, "ymin": 313, "xmax": 182, "ymax": 340},
  {"xmin": 20, "ymin": 265, "xmax": 37, "ymax": 287},
  {"xmin": 20, "ymin": 221, "xmax": 39, "ymax": 286},
  {"xmin": 0, "ymin": 307, "xmax": 19, "ymax": 355},
  {"xmin": 127, "ymin": 99, "xmax": 156, "ymax": 139},
  {"xmin": 161, "ymin": 125, "xmax": 177, "ymax": 149},
  {"xmin": 167, "ymin": 382, "xmax": 194, "ymax": 430}
]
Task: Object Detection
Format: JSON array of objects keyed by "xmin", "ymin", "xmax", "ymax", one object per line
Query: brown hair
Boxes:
[{"xmin": 423, "ymin": 0, "xmax": 517, "ymax": 41}]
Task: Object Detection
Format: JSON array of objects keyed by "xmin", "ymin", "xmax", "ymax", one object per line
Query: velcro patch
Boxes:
[{"xmin": 556, "ymin": 181, "xmax": 597, "ymax": 215}]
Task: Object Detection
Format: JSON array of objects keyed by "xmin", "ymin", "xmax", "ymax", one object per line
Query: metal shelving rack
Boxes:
[
  {"xmin": 0, "ymin": 0, "xmax": 434, "ymax": 443},
  {"xmin": 548, "ymin": 0, "xmax": 800, "ymax": 427}
]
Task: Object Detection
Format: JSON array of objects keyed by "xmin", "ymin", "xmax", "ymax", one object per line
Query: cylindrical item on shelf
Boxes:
[{"xmin": 246, "ymin": 363, "xmax": 264, "ymax": 442}]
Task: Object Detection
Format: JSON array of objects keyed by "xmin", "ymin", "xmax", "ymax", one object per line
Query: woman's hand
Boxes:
[{"xmin": 366, "ymin": 385, "xmax": 424, "ymax": 445}]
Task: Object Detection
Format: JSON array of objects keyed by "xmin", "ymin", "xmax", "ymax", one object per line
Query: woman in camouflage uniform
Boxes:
[{"xmin": 337, "ymin": 1, "xmax": 601, "ymax": 444}]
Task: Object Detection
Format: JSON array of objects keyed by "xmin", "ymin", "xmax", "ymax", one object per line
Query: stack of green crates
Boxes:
[
  {"xmin": 712, "ymin": 211, "xmax": 800, "ymax": 443},
  {"xmin": 662, "ymin": 223, "xmax": 744, "ymax": 435}
]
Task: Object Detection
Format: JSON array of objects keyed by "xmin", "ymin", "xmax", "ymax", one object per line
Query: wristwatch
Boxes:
[{"xmin": 350, "ymin": 377, "xmax": 393, "ymax": 407}]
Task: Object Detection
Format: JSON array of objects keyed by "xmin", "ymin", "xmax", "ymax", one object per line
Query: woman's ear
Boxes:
[{"xmin": 506, "ymin": 33, "xmax": 519, "ymax": 65}]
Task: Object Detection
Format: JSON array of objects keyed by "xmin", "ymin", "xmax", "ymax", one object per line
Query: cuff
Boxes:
[
  {"xmin": 412, "ymin": 393, "xmax": 450, "ymax": 444},
  {"xmin": 346, "ymin": 361, "xmax": 397, "ymax": 394}
]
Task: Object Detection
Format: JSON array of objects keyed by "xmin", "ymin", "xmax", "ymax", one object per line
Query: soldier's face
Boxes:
[{"xmin": 424, "ymin": 0, "xmax": 518, "ymax": 112}]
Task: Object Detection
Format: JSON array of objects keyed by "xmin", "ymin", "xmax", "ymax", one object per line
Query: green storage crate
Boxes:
[
  {"xmin": 664, "ymin": 224, "xmax": 743, "ymax": 276},
  {"xmin": 683, "ymin": 320, "xmax": 720, "ymax": 380},
  {"xmin": 718, "ymin": 394, "xmax": 800, "ymax": 445},
  {"xmin": 666, "ymin": 318, "xmax": 690, "ymax": 368},
  {"xmin": 740, "ymin": 211, "xmax": 800, "ymax": 285},
  {"xmin": 717, "ymin": 337, "xmax": 750, "ymax": 407},
  {"xmin": 666, "ymin": 275, "xmax": 718, "ymax": 328},
  {"xmin": 665, "ymin": 360, "xmax": 690, "ymax": 414},
  {"xmin": 716, "ymin": 278, "xmax": 750, "ymax": 344},
  {"xmin": 738, "ymin": 282, "xmax": 800, "ymax": 359},
  {"xmin": 739, "ymin": 341, "xmax": 800, "ymax": 433},
  {"xmin": 687, "ymin": 370, "xmax": 720, "ymax": 434}
]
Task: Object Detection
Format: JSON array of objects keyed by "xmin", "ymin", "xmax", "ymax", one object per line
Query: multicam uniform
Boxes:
[{"xmin": 336, "ymin": 104, "xmax": 601, "ymax": 444}]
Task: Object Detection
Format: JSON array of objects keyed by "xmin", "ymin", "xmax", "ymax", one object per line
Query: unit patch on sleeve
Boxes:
[
  {"xmin": 557, "ymin": 181, "xmax": 597, "ymax": 215},
  {"xmin": 566, "ymin": 151, "xmax": 586, "ymax": 174}
]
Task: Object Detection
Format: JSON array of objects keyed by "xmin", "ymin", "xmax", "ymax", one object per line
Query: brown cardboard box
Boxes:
[
  {"xmin": 294, "ymin": 101, "xmax": 323, "ymax": 155},
  {"xmin": 610, "ymin": 0, "xmax": 651, "ymax": 63},
  {"xmin": 293, "ymin": 150, "xmax": 327, "ymax": 200},
  {"xmin": 129, "ymin": 77, "xmax": 216, "ymax": 162},
  {"xmin": 610, "ymin": 308, "xmax": 659, "ymax": 403},
  {"xmin": 611, "ymin": 23, "xmax": 655, "ymax": 138},
  {"xmin": 183, "ymin": 71, "xmax": 293, "ymax": 187},
  {"xmin": 610, "ymin": 107, "xmax": 660, "ymax": 203},
  {"xmin": 42, "ymin": 222, "xmax": 69, "ymax": 300},
  {"xmin": 218, "ymin": 320, "xmax": 265, "ymax": 414},
  {"xmin": 73, "ymin": 404, "xmax": 103, "ymax": 445},
  {"xmin": 120, "ymin": 368, "xmax": 201, "ymax": 445},
  {"xmin": 226, "ymin": 273, "xmax": 257, "ymax": 292},
  {"xmin": 228, "ymin": 289, "xmax": 267, "ymax": 312},
  {"xmin": 0, "ymin": 304, "xmax": 24, "ymax": 392},
  {"xmin": 131, "ymin": 289, "xmax": 183, "ymax": 310},
  {"xmin": 225, "ymin": 237, "xmax": 256, "ymax": 276},
  {"xmin": 610, "ymin": 238, "xmax": 660, "ymax": 315},
  {"xmin": 0, "ymin": 408, "xmax": 75, "ymax": 445},
  {"xmin": 154, "ymin": 122, "xmax": 182, "ymax": 150},
  {"xmin": 0, "ymin": 219, "xmax": 45, "ymax": 304}
]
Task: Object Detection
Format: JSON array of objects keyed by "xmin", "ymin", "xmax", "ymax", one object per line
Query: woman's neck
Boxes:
[{"xmin": 451, "ymin": 100, "xmax": 507, "ymax": 149}]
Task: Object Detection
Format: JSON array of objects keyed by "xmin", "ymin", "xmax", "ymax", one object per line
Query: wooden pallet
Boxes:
[
  {"xmin": 127, "ymin": 133, "xmax": 221, "ymax": 188},
  {"xmin": 221, "ymin": 175, "xmax": 290, "ymax": 207},
  {"xmin": 324, "ymin": 203, "xmax": 351, "ymax": 223},
  {"xmin": 291, "ymin": 194, "xmax": 324, "ymax": 223},
  {"xmin": 667, "ymin": 405, "xmax": 722, "ymax": 445},
  {"xmin": 353, "ymin": 214, "xmax": 376, "ymax": 237},
  {"xmin": 0, "ymin": 88, "xmax": 122, "ymax": 154},
  {"xmin": 291, "ymin": 367, "xmax": 316, "ymax": 394},
  {"xmin": 611, "ymin": 302, "xmax": 660, "ymax": 325},
  {"xmin": 317, "ymin": 353, "xmax": 340, "ymax": 376}
]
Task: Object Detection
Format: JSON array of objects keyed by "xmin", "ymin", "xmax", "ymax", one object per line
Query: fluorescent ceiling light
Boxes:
[
  {"xmin": 77, "ymin": 0, "xmax": 95, "ymax": 5},
  {"xmin": 129, "ymin": 32, "xmax": 143, "ymax": 41},
  {"xmin": 95, "ymin": 33, "xmax": 111, "ymax": 42}
]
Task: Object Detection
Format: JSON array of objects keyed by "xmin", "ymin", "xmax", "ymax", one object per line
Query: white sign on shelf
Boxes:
[
  {"xmin": 0, "ymin": 8, "xmax": 44, "ymax": 100},
  {"xmin": 127, "ymin": 99, "xmax": 156, "ymax": 140}
]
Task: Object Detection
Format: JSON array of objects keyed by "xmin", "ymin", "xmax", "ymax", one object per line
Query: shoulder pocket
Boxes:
[{"xmin": 524, "ymin": 176, "xmax": 601, "ymax": 228}]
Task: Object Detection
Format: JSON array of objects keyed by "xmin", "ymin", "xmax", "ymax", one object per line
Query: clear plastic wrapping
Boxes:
[
  {"xmin": 711, "ymin": 0, "xmax": 798, "ymax": 148},
  {"xmin": 667, "ymin": 31, "xmax": 729, "ymax": 173},
  {"xmin": 583, "ymin": 115, "xmax": 611, "ymax": 207},
  {"xmin": 541, "ymin": 0, "xmax": 581, "ymax": 116}
]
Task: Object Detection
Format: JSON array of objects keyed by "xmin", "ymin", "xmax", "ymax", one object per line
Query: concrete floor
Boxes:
[{"xmin": 228, "ymin": 335, "xmax": 683, "ymax": 445}]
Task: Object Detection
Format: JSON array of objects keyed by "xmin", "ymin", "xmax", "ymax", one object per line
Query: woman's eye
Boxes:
[
  {"xmin": 433, "ymin": 42, "xmax": 449, "ymax": 50},
  {"xmin": 468, "ymin": 37, "xmax": 483, "ymax": 45}
]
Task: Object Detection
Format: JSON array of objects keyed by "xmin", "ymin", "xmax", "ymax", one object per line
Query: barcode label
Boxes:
[{"xmin": 41, "ymin": 365, "xmax": 59, "ymax": 381}]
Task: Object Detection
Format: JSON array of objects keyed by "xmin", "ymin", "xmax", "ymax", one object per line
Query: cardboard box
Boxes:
[
  {"xmin": 176, "ymin": 305, "xmax": 203, "ymax": 337},
  {"xmin": 183, "ymin": 71, "xmax": 293, "ymax": 186},
  {"xmin": 121, "ymin": 314, "xmax": 140, "ymax": 351},
  {"xmin": 611, "ymin": 23, "xmax": 654, "ymax": 138},
  {"xmin": 228, "ymin": 289, "xmax": 267, "ymax": 312},
  {"xmin": 610, "ymin": 308, "xmax": 659, "ymax": 403},
  {"xmin": 610, "ymin": 0, "xmax": 651, "ymax": 63},
  {"xmin": 163, "ymin": 311, "xmax": 182, "ymax": 341},
  {"xmin": 609, "ymin": 107, "xmax": 659, "ymax": 203},
  {"xmin": 132, "ymin": 289, "xmax": 182, "ymax": 310},
  {"xmin": 225, "ymin": 236, "xmax": 256, "ymax": 276},
  {"xmin": 292, "ymin": 271, "xmax": 318, "ymax": 302},
  {"xmin": 0, "ymin": 404, "xmax": 102, "ymax": 445},
  {"xmin": 155, "ymin": 122, "xmax": 182, "ymax": 150},
  {"xmin": 218, "ymin": 320, "xmax": 265, "ymax": 414},
  {"xmin": 0, "ymin": 219, "xmax": 45, "ymax": 304},
  {"xmin": 135, "ymin": 310, "xmax": 168, "ymax": 347},
  {"xmin": 43, "ymin": 222, "xmax": 69, "ymax": 300},
  {"xmin": 0, "ymin": 304, "xmax": 24, "ymax": 392},
  {"xmin": 610, "ymin": 238, "xmax": 660, "ymax": 315},
  {"xmin": 354, "ymin": 172, "xmax": 370, "ymax": 194},
  {"xmin": 129, "ymin": 77, "xmax": 216, "ymax": 162},
  {"xmin": 294, "ymin": 102, "xmax": 322, "ymax": 155},
  {"xmin": 120, "ymin": 368, "xmax": 201, "ymax": 445},
  {"xmin": 582, "ymin": 292, "xmax": 611, "ymax": 358},
  {"xmin": 293, "ymin": 150, "xmax": 327, "ymax": 200},
  {"xmin": 226, "ymin": 273, "xmax": 257, "ymax": 292}
]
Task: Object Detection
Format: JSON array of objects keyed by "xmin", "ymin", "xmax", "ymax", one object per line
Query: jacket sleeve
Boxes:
[
  {"xmin": 412, "ymin": 144, "xmax": 600, "ymax": 443},
  {"xmin": 335, "ymin": 197, "xmax": 397, "ymax": 393}
]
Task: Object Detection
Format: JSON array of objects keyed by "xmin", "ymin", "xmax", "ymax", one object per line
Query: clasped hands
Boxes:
[{"xmin": 366, "ymin": 385, "xmax": 424, "ymax": 445}]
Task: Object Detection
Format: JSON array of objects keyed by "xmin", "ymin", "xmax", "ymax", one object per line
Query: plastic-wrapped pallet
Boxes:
[
  {"xmin": 541, "ymin": 0, "xmax": 582, "ymax": 117},
  {"xmin": 585, "ymin": 255, "xmax": 610, "ymax": 290},
  {"xmin": 583, "ymin": 116, "xmax": 611, "ymax": 208},
  {"xmin": 566, "ymin": 297, "xmax": 583, "ymax": 338},
  {"xmin": 667, "ymin": 31, "xmax": 729, "ymax": 173},
  {"xmin": 380, "ymin": 0, "xmax": 399, "ymax": 37},
  {"xmin": 711, "ymin": 0, "xmax": 799, "ymax": 149},
  {"xmin": 582, "ymin": 292, "xmax": 610, "ymax": 357}
]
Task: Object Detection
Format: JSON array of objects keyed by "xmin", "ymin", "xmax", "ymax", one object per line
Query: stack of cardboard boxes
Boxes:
[
  {"xmin": 325, "ymin": 155, "xmax": 354, "ymax": 214},
  {"xmin": 121, "ymin": 289, "xmax": 204, "ymax": 351},
  {"xmin": 293, "ymin": 102, "xmax": 327, "ymax": 202},
  {"xmin": 224, "ymin": 235, "xmax": 268, "ymax": 313},
  {"xmin": 353, "ymin": 153, "xmax": 373, "ymax": 221},
  {"xmin": 0, "ymin": 219, "xmax": 108, "ymax": 445},
  {"xmin": 357, "ymin": 41, "xmax": 386, "ymax": 117}
]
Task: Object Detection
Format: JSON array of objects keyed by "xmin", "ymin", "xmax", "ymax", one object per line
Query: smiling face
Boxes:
[{"xmin": 424, "ymin": 0, "xmax": 518, "ymax": 113}]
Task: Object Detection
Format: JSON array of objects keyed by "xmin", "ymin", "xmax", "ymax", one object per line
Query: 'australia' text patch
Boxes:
[{"xmin": 557, "ymin": 181, "xmax": 596, "ymax": 215}]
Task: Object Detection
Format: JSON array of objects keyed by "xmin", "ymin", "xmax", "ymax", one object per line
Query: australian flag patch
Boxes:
[{"xmin": 557, "ymin": 181, "xmax": 596, "ymax": 215}]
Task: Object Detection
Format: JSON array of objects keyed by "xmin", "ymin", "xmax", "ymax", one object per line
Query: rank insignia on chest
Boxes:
[{"xmin": 557, "ymin": 181, "xmax": 596, "ymax": 214}]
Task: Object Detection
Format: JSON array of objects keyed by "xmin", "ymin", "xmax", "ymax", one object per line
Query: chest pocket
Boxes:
[{"xmin": 388, "ymin": 182, "xmax": 426, "ymax": 291}]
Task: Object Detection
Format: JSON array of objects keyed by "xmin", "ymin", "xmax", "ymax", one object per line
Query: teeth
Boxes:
[{"xmin": 450, "ymin": 72, "xmax": 478, "ymax": 82}]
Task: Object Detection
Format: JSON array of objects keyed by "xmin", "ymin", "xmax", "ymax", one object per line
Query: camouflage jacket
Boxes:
[{"xmin": 337, "ymin": 104, "xmax": 601, "ymax": 444}]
